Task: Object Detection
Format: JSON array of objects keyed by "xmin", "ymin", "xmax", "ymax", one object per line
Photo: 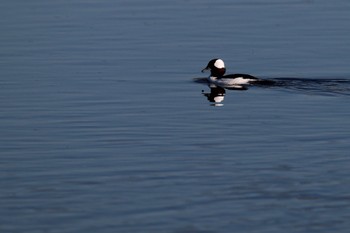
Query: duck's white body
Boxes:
[{"xmin": 208, "ymin": 76, "xmax": 257, "ymax": 85}]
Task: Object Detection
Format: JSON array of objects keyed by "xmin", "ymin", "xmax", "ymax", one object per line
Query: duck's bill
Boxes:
[{"xmin": 201, "ymin": 67, "xmax": 209, "ymax": 73}]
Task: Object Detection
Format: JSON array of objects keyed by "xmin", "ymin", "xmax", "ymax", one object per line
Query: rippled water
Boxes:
[{"xmin": 1, "ymin": 0, "xmax": 350, "ymax": 232}]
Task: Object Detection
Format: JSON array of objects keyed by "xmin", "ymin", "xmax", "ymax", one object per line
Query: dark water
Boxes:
[{"xmin": 1, "ymin": 0, "xmax": 350, "ymax": 232}]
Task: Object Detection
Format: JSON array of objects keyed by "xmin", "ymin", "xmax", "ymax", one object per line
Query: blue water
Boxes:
[{"xmin": 1, "ymin": 0, "xmax": 350, "ymax": 232}]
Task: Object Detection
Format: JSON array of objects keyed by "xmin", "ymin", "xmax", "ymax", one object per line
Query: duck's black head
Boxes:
[{"xmin": 201, "ymin": 58, "xmax": 226, "ymax": 77}]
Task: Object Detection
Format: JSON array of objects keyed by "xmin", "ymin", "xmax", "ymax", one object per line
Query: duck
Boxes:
[{"xmin": 201, "ymin": 58, "xmax": 272, "ymax": 86}]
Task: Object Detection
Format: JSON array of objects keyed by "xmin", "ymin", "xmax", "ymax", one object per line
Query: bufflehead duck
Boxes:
[{"xmin": 201, "ymin": 58, "xmax": 271, "ymax": 86}]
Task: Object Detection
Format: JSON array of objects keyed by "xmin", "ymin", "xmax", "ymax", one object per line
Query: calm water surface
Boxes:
[{"xmin": 1, "ymin": 0, "xmax": 350, "ymax": 232}]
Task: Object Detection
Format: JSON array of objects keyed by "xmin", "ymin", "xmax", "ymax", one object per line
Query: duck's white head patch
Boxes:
[{"xmin": 214, "ymin": 59, "xmax": 225, "ymax": 69}]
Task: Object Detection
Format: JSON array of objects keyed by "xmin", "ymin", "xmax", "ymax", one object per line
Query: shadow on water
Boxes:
[{"xmin": 194, "ymin": 77, "xmax": 350, "ymax": 105}]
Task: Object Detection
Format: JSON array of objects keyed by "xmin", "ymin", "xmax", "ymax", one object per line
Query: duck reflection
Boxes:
[
  {"xmin": 201, "ymin": 84, "xmax": 249, "ymax": 105},
  {"xmin": 202, "ymin": 85, "xmax": 226, "ymax": 106},
  {"xmin": 195, "ymin": 77, "xmax": 249, "ymax": 105}
]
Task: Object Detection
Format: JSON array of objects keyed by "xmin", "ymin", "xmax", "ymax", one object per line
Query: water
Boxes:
[{"xmin": 1, "ymin": 0, "xmax": 350, "ymax": 232}]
